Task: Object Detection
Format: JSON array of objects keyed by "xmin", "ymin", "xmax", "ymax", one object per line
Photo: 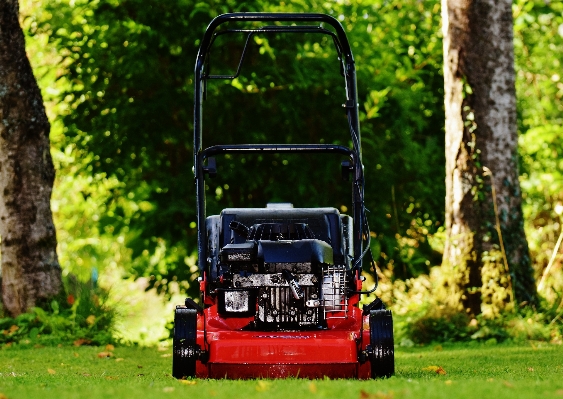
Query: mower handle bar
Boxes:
[
  {"xmin": 200, "ymin": 144, "xmax": 356, "ymax": 160},
  {"xmin": 193, "ymin": 13, "xmax": 364, "ymax": 273},
  {"xmin": 195, "ymin": 13, "xmax": 354, "ymax": 68}
]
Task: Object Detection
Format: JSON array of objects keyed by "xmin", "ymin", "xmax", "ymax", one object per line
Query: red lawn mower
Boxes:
[{"xmin": 172, "ymin": 12, "xmax": 394, "ymax": 379}]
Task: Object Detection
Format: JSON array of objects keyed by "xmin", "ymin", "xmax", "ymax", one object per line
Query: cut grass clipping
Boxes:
[{"xmin": 1, "ymin": 343, "xmax": 563, "ymax": 399}]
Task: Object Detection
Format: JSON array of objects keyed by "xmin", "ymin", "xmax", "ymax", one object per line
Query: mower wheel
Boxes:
[
  {"xmin": 369, "ymin": 309, "xmax": 394, "ymax": 378},
  {"xmin": 172, "ymin": 307, "xmax": 198, "ymax": 379}
]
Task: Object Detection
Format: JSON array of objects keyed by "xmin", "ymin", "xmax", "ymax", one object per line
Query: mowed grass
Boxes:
[{"xmin": 1, "ymin": 343, "xmax": 563, "ymax": 399}]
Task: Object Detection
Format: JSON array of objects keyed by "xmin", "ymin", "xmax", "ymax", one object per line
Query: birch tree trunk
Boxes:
[
  {"xmin": 441, "ymin": 0, "xmax": 537, "ymax": 315},
  {"xmin": 0, "ymin": 0, "xmax": 61, "ymax": 317}
]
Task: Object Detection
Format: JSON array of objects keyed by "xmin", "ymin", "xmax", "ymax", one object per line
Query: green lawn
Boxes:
[{"xmin": 1, "ymin": 343, "xmax": 563, "ymax": 399}]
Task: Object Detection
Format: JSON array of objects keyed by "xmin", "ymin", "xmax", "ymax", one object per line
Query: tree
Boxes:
[
  {"xmin": 441, "ymin": 0, "xmax": 537, "ymax": 315},
  {"xmin": 0, "ymin": 0, "xmax": 61, "ymax": 316}
]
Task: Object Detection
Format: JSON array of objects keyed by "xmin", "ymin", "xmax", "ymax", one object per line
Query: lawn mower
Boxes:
[{"xmin": 173, "ymin": 12, "xmax": 394, "ymax": 379}]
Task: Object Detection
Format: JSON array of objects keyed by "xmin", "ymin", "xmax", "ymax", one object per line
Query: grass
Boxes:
[{"xmin": 1, "ymin": 343, "xmax": 563, "ymax": 399}]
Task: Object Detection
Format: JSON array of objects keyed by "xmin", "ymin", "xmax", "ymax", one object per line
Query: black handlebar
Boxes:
[
  {"xmin": 195, "ymin": 12, "xmax": 354, "ymax": 68},
  {"xmin": 193, "ymin": 13, "xmax": 364, "ymax": 273}
]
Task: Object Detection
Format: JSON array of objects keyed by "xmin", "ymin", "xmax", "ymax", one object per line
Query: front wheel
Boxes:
[
  {"xmin": 369, "ymin": 309, "xmax": 394, "ymax": 378},
  {"xmin": 172, "ymin": 307, "xmax": 198, "ymax": 379}
]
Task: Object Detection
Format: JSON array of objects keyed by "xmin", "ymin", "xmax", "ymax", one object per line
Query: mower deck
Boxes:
[{"xmin": 194, "ymin": 306, "xmax": 371, "ymax": 379}]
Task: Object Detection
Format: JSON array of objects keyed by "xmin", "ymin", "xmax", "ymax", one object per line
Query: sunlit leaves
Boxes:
[
  {"xmin": 514, "ymin": 0, "xmax": 563, "ymax": 292},
  {"xmin": 32, "ymin": 0, "xmax": 446, "ymax": 289}
]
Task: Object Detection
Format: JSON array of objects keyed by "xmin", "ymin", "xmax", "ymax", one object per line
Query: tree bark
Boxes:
[
  {"xmin": 441, "ymin": 0, "xmax": 537, "ymax": 315},
  {"xmin": 0, "ymin": 0, "xmax": 61, "ymax": 317}
]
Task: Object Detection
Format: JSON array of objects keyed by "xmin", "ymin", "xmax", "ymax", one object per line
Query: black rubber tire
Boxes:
[
  {"xmin": 172, "ymin": 307, "xmax": 198, "ymax": 379},
  {"xmin": 369, "ymin": 309, "xmax": 395, "ymax": 378}
]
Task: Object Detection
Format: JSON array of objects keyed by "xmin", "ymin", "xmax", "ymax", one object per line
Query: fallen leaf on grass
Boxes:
[
  {"xmin": 137, "ymin": 365, "xmax": 143, "ymax": 369},
  {"xmin": 115, "ymin": 358, "xmax": 124, "ymax": 362},
  {"xmin": 422, "ymin": 366, "xmax": 447, "ymax": 375},
  {"xmin": 503, "ymin": 381, "xmax": 514, "ymax": 388},
  {"xmin": 82, "ymin": 373, "xmax": 91, "ymax": 377},
  {"xmin": 527, "ymin": 367, "xmax": 534, "ymax": 372},
  {"xmin": 445, "ymin": 380, "xmax": 452, "ymax": 385},
  {"xmin": 105, "ymin": 344, "xmax": 115, "ymax": 351},
  {"xmin": 309, "ymin": 382, "xmax": 317, "ymax": 393},
  {"xmin": 105, "ymin": 376, "xmax": 119, "ymax": 380},
  {"xmin": 73, "ymin": 339, "xmax": 91, "ymax": 347},
  {"xmin": 47, "ymin": 369, "xmax": 56, "ymax": 375},
  {"xmin": 73, "ymin": 352, "xmax": 79, "ymax": 358},
  {"xmin": 8, "ymin": 325, "xmax": 19, "ymax": 334},
  {"xmin": 97, "ymin": 351, "xmax": 113, "ymax": 358},
  {"xmin": 359, "ymin": 390, "xmax": 394, "ymax": 399},
  {"xmin": 256, "ymin": 381, "xmax": 270, "ymax": 392},
  {"xmin": 179, "ymin": 380, "xmax": 197, "ymax": 385},
  {"xmin": 0, "ymin": 393, "xmax": 9, "ymax": 399},
  {"xmin": 163, "ymin": 387, "xmax": 175, "ymax": 393}
]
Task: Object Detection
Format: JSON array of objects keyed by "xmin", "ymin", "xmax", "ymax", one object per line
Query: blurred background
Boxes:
[{"xmin": 16, "ymin": 0, "xmax": 563, "ymax": 345}]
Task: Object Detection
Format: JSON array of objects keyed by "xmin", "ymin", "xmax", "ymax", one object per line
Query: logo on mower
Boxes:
[{"xmin": 254, "ymin": 335, "xmax": 312, "ymax": 339}]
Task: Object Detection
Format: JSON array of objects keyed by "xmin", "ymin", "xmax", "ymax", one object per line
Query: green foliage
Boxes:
[
  {"xmin": 28, "ymin": 0, "xmax": 445, "ymax": 293},
  {"xmin": 514, "ymin": 0, "xmax": 563, "ymax": 295},
  {"xmin": 0, "ymin": 280, "xmax": 116, "ymax": 347},
  {"xmin": 405, "ymin": 308, "xmax": 561, "ymax": 345}
]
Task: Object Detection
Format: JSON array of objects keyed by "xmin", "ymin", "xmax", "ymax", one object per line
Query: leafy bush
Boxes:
[
  {"xmin": 0, "ymin": 280, "xmax": 116, "ymax": 347},
  {"xmin": 404, "ymin": 309, "xmax": 561, "ymax": 345}
]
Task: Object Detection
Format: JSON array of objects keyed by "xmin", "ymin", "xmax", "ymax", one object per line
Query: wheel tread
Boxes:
[
  {"xmin": 369, "ymin": 309, "xmax": 395, "ymax": 378},
  {"xmin": 172, "ymin": 307, "xmax": 198, "ymax": 379}
]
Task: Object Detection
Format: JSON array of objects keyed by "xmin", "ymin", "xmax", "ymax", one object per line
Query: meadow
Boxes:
[{"xmin": 2, "ymin": 343, "xmax": 563, "ymax": 399}]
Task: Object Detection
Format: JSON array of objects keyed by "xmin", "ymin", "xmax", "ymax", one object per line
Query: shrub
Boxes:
[{"xmin": 0, "ymin": 279, "xmax": 116, "ymax": 347}]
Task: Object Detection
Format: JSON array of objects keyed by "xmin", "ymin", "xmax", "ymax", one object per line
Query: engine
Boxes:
[{"xmin": 208, "ymin": 207, "xmax": 353, "ymax": 330}]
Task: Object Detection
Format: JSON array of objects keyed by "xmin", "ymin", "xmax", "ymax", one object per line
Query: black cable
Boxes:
[{"xmin": 345, "ymin": 109, "xmax": 380, "ymax": 295}]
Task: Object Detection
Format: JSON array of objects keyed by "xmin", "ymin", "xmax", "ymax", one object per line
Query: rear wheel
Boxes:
[
  {"xmin": 369, "ymin": 309, "xmax": 394, "ymax": 378},
  {"xmin": 172, "ymin": 307, "xmax": 198, "ymax": 379}
]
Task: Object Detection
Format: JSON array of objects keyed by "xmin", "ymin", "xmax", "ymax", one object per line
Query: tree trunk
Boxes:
[
  {"xmin": 0, "ymin": 0, "xmax": 61, "ymax": 317},
  {"xmin": 441, "ymin": 0, "xmax": 537, "ymax": 316}
]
